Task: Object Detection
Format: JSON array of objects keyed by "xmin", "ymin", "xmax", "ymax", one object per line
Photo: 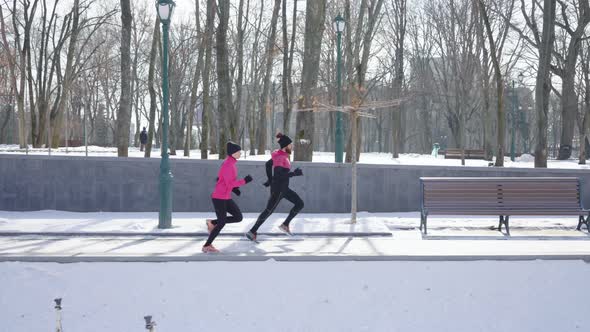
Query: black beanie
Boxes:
[
  {"xmin": 276, "ymin": 133, "xmax": 292, "ymax": 149},
  {"xmin": 227, "ymin": 141, "xmax": 241, "ymax": 156}
]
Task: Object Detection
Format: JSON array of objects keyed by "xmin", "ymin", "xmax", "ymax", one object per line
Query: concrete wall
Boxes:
[{"xmin": 1, "ymin": 154, "xmax": 590, "ymax": 213}]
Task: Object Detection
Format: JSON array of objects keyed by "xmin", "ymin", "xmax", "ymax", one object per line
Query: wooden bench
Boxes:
[
  {"xmin": 444, "ymin": 148, "xmax": 486, "ymax": 160},
  {"xmin": 419, "ymin": 177, "xmax": 590, "ymax": 235}
]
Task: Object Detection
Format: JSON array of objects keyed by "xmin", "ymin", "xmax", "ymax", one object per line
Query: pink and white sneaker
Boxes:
[
  {"xmin": 278, "ymin": 224, "xmax": 293, "ymax": 236},
  {"xmin": 206, "ymin": 219, "xmax": 215, "ymax": 233},
  {"xmin": 202, "ymin": 245, "xmax": 220, "ymax": 253}
]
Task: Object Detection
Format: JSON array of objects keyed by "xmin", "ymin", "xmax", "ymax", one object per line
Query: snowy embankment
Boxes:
[
  {"xmin": 1, "ymin": 144, "xmax": 589, "ymax": 169},
  {"xmin": 1, "ymin": 260, "xmax": 588, "ymax": 331}
]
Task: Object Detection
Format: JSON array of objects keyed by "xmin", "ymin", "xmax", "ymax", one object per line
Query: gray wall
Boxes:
[{"xmin": 1, "ymin": 154, "xmax": 590, "ymax": 213}]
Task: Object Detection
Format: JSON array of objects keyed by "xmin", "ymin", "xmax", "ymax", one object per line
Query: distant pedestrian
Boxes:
[
  {"xmin": 140, "ymin": 127, "xmax": 148, "ymax": 152},
  {"xmin": 203, "ymin": 141, "xmax": 253, "ymax": 253}
]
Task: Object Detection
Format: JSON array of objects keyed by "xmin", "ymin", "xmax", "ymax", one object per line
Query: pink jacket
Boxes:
[
  {"xmin": 211, "ymin": 156, "xmax": 246, "ymax": 200},
  {"xmin": 272, "ymin": 149, "xmax": 291, "ymax": 170}
]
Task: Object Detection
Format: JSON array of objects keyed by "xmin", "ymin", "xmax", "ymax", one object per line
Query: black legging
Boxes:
[
  {"xmin": 205, "ymin": 198, "xmax": 243, "ymax": 246},
  {"xmin": 249, "ymin": 188, "xmax": 304, "ymax": 233}
]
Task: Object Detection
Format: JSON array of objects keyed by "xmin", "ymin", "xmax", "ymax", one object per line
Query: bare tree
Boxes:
[
  {"xmin": 145, "ymin": 17, "xmax": 160, "ymax": 158},
  {"xmin": 281, "ymin": 0, "xmax": 297, "ymax": 134},
  {"xmin": 478, "ymin": 0, "xmax": 516, "ymax": 167},
  {"xmin": 51, "ymin": 0, "xmax": 82, "ymax": 148},
  {"xmin": 116, "ymin": 0, "xmax": 132, "ymax": 156},
  {"xmin": 427, "ymin": 0, "xmax": 480, "ymax": 161},
  {"xmin": 216, "ymin": 0, "xmax": 235, "ymax": 158},
  {"xmin": 535, "ymin": 0, "xmax": 557, "ymax": 168},
  {"xmin": 184, "ymin": 0, "xmax": 205, "ymax": 157},
  {"xmin": 294, "ymin": 0, "xmax": 327, "ymax": 161},
  {"xmin": 201, "ymin": 0, "xmax": 216, "ymax": 159},
  {"xmin": 256, "ymin": 0, "xmax": 281, "ymax": 155},
  {"xmin": 577, "ymin": 43, "xmax": 590, "ymax": 164},
  {"xmin": 387, "ymin": 0, "xmax": 406, "ymax": 158},
  {"xmin": 344, "ymin": 0, "xmax": 385, "ymax": 162},
  {"xmin": 553, "ymin": 0, "xmax": 590, "ymax": 159},
  {"xmin": 0, "ymin": 0, "xmax": 38, "ymax": 148}
]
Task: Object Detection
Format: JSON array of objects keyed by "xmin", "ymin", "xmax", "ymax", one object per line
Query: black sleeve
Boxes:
[
  {"xmin": 273, "ymin": 166, "xmax": 294, "ymax": 180},
  {"xmin": 265, "ymin": 159, "xmax": 273, "ymax": 183}
]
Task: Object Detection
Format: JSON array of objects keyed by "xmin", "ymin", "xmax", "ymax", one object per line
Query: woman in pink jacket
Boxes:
[{"xmin": 203, "ymin": 142, "xmax": 252, "ymax": 253}]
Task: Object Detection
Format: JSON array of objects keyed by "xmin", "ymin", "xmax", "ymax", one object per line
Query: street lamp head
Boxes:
[
  {"xmin": 518, "ymin": 71, "xmax": 524, "ymax": 85},
  {"xmin": 334, "ymin": 14, "xmax": 345, "ymax": 33},
  {"xmin": 156, "ymin": 0, "xmax": 176, "ymax": 23}
]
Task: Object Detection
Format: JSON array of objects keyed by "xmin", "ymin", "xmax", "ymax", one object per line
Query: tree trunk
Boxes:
[
  {"xmin": 185, "ymin": 1, "xmax": 205, "ymax": 157},
  {"xmin": 557, "ymin": 1, "xmax": 590, "ymax": 160},
  {"xmin": 200, "ymin": 0, "xmax": 216, "ymax": 159},
  {"xmin": 257, "ymin": 0, "xmax": 281, "ymax": 155},
  {"xmin": 52, "ymin": 0, "xmax": 81, "ymax": 148},
  {"xmin": 478, "ymin": 0, "xmax": 505, "ymax": 167},
  {"xmin": 294, "ymin": 0, "xmax": 327, "ymax": 161},
  {"xmin": 282, "ymin": 0, "xmax": 297, "ymax": 134},
  {"xmin": 475, "ymin": 1, "xmax": 493, "ymax": 161},
  {"xmin": 579, "ymin": 46, "xmax": 590, "ymax": 164},
  {"xmin": 116, "ymin": 0, "xmax": 132, "ymax": 157},
  {"xmin": 145, "ymin": 18, "xmax": 160, "ymax": 158},
  {"xmin": 534, "ymin": 0, "xmax": 556, "ymax": 168},
  {"xmin": 216, "ymin": 0, "xmax": 234, "ymax": 159},
  {"xmin": 233, "ymin": 0, "xmax": 246, "ymax": 145}
]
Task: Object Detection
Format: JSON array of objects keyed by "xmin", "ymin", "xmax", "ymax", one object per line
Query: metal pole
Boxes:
[
  {"xmin": 48, "ymin": 108, "xmax": 51, "ymax": 156},
  {"xmin": 144, "ymin": 315, "xmax": 156, "ymax": 332},
  {"xmin": 335, "ymin": 31, "xmax": 344, "ymax": 163},
  {"xmin": 158, "ymin": 21, "xmax": 173, "ymax": 229},
  {"xmin": 65, "ymin": 100, "xmax": 69, "ymax": 154},
  {"xmin": 54, "ymin": 298, "xmax": 62, "ymax": 332},
  {"xmin": 511, "ymin": 80, "xmax": 516, "ymax": 161},
  {"xmin": 84, "ymin": 103, "xmax": 88, "ymax": 157},
  {"xmin": 351, "ymin": 109, "xmax": 357, "ymax": 223}
]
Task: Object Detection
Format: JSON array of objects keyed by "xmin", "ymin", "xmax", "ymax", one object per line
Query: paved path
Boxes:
[
  {"xmin": 2, "ymin": 211, "xmax": 590, "ymax": 262},
  {"xmin": 2, "ymin": 231, "xmax": 590, "ymax": 262}
]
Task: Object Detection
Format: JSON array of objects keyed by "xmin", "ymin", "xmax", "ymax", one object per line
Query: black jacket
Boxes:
[
  {"xmin": 265, "ymin": 159, "xmax": 298, "ymax": 193},
  {"xmin": 140, "ymin": 131, "xmax": 148, "ymax": 144}
]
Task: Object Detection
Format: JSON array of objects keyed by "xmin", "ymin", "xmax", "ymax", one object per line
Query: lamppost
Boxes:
[
  {"xmin": 511, "ymin": 72, "xmax": 524, "ymax": 161},
  {"xmin": 334, "ymin": 14, "xmax": 345, "ymax": 163},
  {"xmin": 156, "ymin": 0, "xmax": 175, "ymax": 229}
]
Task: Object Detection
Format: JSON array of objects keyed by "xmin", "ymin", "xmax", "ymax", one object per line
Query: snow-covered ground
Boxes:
[
  {"xmin": 1, "ymin": 260, "xmax": 589, "ymax": 331},
  {"xmin": 2, "ymin": 210, "xmax": 590, "ymax": 331},
  {"xmin": 2, "ymin": 144, "xmax": 589, "ymax": 169},
  {"xmin": 0, "ymin": 210, "xmax": 587, "ymax": 236}
]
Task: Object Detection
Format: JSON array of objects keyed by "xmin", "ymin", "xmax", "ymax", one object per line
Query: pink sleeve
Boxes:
[{"xmin": 220, "ymin": 165, "xmax": 246, "ymax": 188}]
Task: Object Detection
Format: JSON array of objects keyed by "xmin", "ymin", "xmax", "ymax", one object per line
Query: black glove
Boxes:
[
  {"xmin": 232, "ymin": 187, "xmax": 241, "ymax": 196},
  {"xmin": 263, "ymin": 180, "xmax": 271, "ymax": 187},
  {"xmin": 244, "ymin": 175, "xmax": 253, "ymax": 183},
  {"xmin": 293, "ymin": 168, "xmax": 303, "ymax": 176}
]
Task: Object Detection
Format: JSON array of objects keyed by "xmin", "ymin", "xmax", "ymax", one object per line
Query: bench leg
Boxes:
[
  {"xmin": 420, "ymin": 212, "xmax": 424, "ymax": 231},
  {"xmin": 420, "ymin": 213, "xmax": 428, "ymax": 235},
  {"xmin": 577, "ymin": 216, "xmax": 584, "ymax": 231},
  {"xmin": 499, "ymin": 216, "xmax": 510, "ymax": 235},
  {"xmin": 504, "ymin": 216, "xmax": 510, "ymax": 235},
  {"xmin": 578, "ymin": 213, "xmax": 590, "ymax": 232}
]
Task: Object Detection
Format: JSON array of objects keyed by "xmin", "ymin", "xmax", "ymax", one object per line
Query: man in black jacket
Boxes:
[
  {"xmin": 140, "ymin": 127, "xmax": 148, "ymax": 152},
  {"xmin": 246, "ymin": 133, "xmax": 304, "ymax": 242}
]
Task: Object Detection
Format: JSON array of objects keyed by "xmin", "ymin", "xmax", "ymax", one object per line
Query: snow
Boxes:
[
  {"xmin": 0, "ymin": 210, "xmax": 587, "ymax": 237},
  {"xmin": 1, "ymin": 211, "xmax": 590, "ymax": 261},
  {"xmin": 1, "ymin": 260, "xmax": 589, "ymax": 331},
  {"xmin": 2, "ymin": 210, "xmax": 590, "ymax": 330},
  {"xmin": 0, "ymin": 211, "xmax": 390, "ymax": 236},
  {"xmin": 2, "ymin": 144, "xmax": 590, "ymax": 169}
]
